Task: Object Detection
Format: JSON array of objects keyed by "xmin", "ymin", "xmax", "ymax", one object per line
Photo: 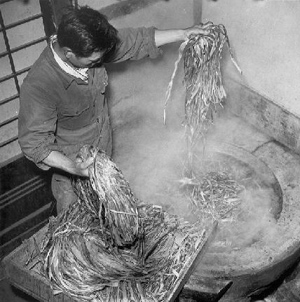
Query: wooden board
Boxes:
[
  {"xmin": 165, "ymin": 221, "xmax": 218, "ymax": 302},
  {"xmin": 3, "ymin": 225, "xmax": 76, "ymax": 302},
  {"xmin": 2, "ymin": 220, "xmax": 217, "ymax": 302}
]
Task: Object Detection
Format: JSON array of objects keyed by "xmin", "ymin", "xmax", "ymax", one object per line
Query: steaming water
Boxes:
[
  {"xmin": 110, "ymin": 44, "xmax": 281, "ymax": 255},
  {"xmin": 135, "ymin": 148, "xmax": 279, "ymax": 251}
]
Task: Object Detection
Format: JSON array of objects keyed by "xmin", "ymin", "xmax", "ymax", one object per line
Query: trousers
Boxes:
[{"xmin": 51, "ymin": 172, "xmax": 78, "ymax": 214}]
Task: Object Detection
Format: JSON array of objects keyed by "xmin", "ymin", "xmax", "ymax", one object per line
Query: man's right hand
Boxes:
[
  {"xmin": 43, "ymin": 150, "xmax": 95, "ymax": 177},
  {"xmin": 74, "ymin": 154, "xmax": 96, "ymax": 177}
]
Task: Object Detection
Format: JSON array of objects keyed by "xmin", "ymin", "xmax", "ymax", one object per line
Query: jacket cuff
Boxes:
[
  {"xmin": 32, "ymin": 142, "xmax": 62, "ymax": 170},
  {"xmin": 147, "ymin": 27, "xmax": 163, "ymax": 59}
]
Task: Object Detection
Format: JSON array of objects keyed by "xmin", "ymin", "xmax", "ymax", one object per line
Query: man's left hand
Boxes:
[{"xmin": 183, "ymin": 22, "xmax": 213, "ymax": 40}]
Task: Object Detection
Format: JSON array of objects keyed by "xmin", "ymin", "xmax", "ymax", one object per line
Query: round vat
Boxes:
[
  {"xmin": 176, "ymin": 143, "xmax": 300, "ymax": 301},
  {"xmin": 149, "ymin": 142, "xmax": 300, "ymax": 301}
]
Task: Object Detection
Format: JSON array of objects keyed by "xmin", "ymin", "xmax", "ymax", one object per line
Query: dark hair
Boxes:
[{"xmin": 57, "ymin": 6, "xmax": 119, "ymax": 58}]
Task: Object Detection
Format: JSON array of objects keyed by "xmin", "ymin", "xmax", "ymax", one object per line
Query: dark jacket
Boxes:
[{"xmin": 18, "ymin": 27, "xmax": 161, "ymax": 169}]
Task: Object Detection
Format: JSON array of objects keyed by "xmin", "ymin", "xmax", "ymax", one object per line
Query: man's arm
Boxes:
[{"xmin": 107, "ymin": 24, "xmax": 210, "ymax": 63}]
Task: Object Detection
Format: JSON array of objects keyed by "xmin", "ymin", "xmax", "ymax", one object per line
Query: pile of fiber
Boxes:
[{"xmin": 30, "ymin": 146, "xmax": 211, "ymax": 302}]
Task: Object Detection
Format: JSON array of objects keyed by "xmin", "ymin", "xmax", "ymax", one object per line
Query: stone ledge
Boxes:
[
  {"xmin": 99, "ymin": 0, "xmax": 170, "ymax": 20},
  {"xmin": 225, "ymin": 78, "xmax": 300, "ymax": 155}
]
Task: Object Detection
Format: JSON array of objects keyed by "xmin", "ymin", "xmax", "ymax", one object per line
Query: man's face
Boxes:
[{"xmin": 67, "ymin": 51, "xmax": 105, "ymax": 68}]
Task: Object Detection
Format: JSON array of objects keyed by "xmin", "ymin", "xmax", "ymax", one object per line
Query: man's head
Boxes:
[{"xmin": 57, "ymin": 6, "xmax": 119, "ymax": 68}]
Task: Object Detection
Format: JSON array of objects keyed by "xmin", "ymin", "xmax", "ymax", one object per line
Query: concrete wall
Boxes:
[
  {"xmin": 200, "ymin": 1, "xmax": 300, "ymax": 155},
  {"xmin": 78, "ymin": 0, "xmax": 197, "ymax": 27},
  {"xmin": 202, "ymin": 0, "xmax": 300, "ymax": 115}
]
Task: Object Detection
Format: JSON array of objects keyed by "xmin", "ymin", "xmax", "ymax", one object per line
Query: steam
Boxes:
[{"xmin": 109, "ymin": 44, "xmax": 281, "ymax": 251}]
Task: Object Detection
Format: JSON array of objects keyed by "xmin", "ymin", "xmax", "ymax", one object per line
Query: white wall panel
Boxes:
[
  {"xmin": 7, "ymin": 18, "xmax": 45, "ymax": 49},
  {"xmin": 12, "ymin": 41, "xmax": 46, "ymax": 71},
  {"xmin": 1, "ymin": 0, "xmax": 41, "ymax": 25},
  {"xmin": 0, "ymin": 120, "xmax": 18, "ymax": 146},
  {"xmin": 0, "ymin": 55, "xmax": 11, "ymax": 78},
  {"xmin": 202, "ymin": 0, "xmax": 300, "ymax": 115},
  {"xmin": 0, "ymin": 98, "xmax": 19, "ymax": 125},
  {"xmin": 0, "ymin": 79, "xmax": 17, "ymax": 101}
]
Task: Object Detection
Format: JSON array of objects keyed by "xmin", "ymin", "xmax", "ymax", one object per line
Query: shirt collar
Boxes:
[{"xmin": 50, "ymin": 35, "xmax": 89, "ymax": 84}]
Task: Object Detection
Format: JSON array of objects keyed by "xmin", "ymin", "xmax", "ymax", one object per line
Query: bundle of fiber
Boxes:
[
  {"xmin": 164, "ymin": 22, "xmax": 241, "ymax": 164},
  {"xmin": 183, "ymin": 24, "xmax": 229, "ymax": 148},
  {"xmin": 73, "ymin": 145, "xmax": 139, "ymax": 247}
]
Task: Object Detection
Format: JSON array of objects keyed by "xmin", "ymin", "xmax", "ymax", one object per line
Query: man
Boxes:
[{"xmin": 18, "ymin": 5, "xmax": 209, "ymax": 213}]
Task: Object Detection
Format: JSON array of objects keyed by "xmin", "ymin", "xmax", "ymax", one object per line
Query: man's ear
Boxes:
[{"xmin": 63, "ymin": 47, "xmax": 75, "ymax": 59}]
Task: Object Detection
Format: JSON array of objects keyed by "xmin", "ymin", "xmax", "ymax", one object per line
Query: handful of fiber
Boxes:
[{"xmin": 164, "ymin": 22, "xmax": 241, "ymax": 161}]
